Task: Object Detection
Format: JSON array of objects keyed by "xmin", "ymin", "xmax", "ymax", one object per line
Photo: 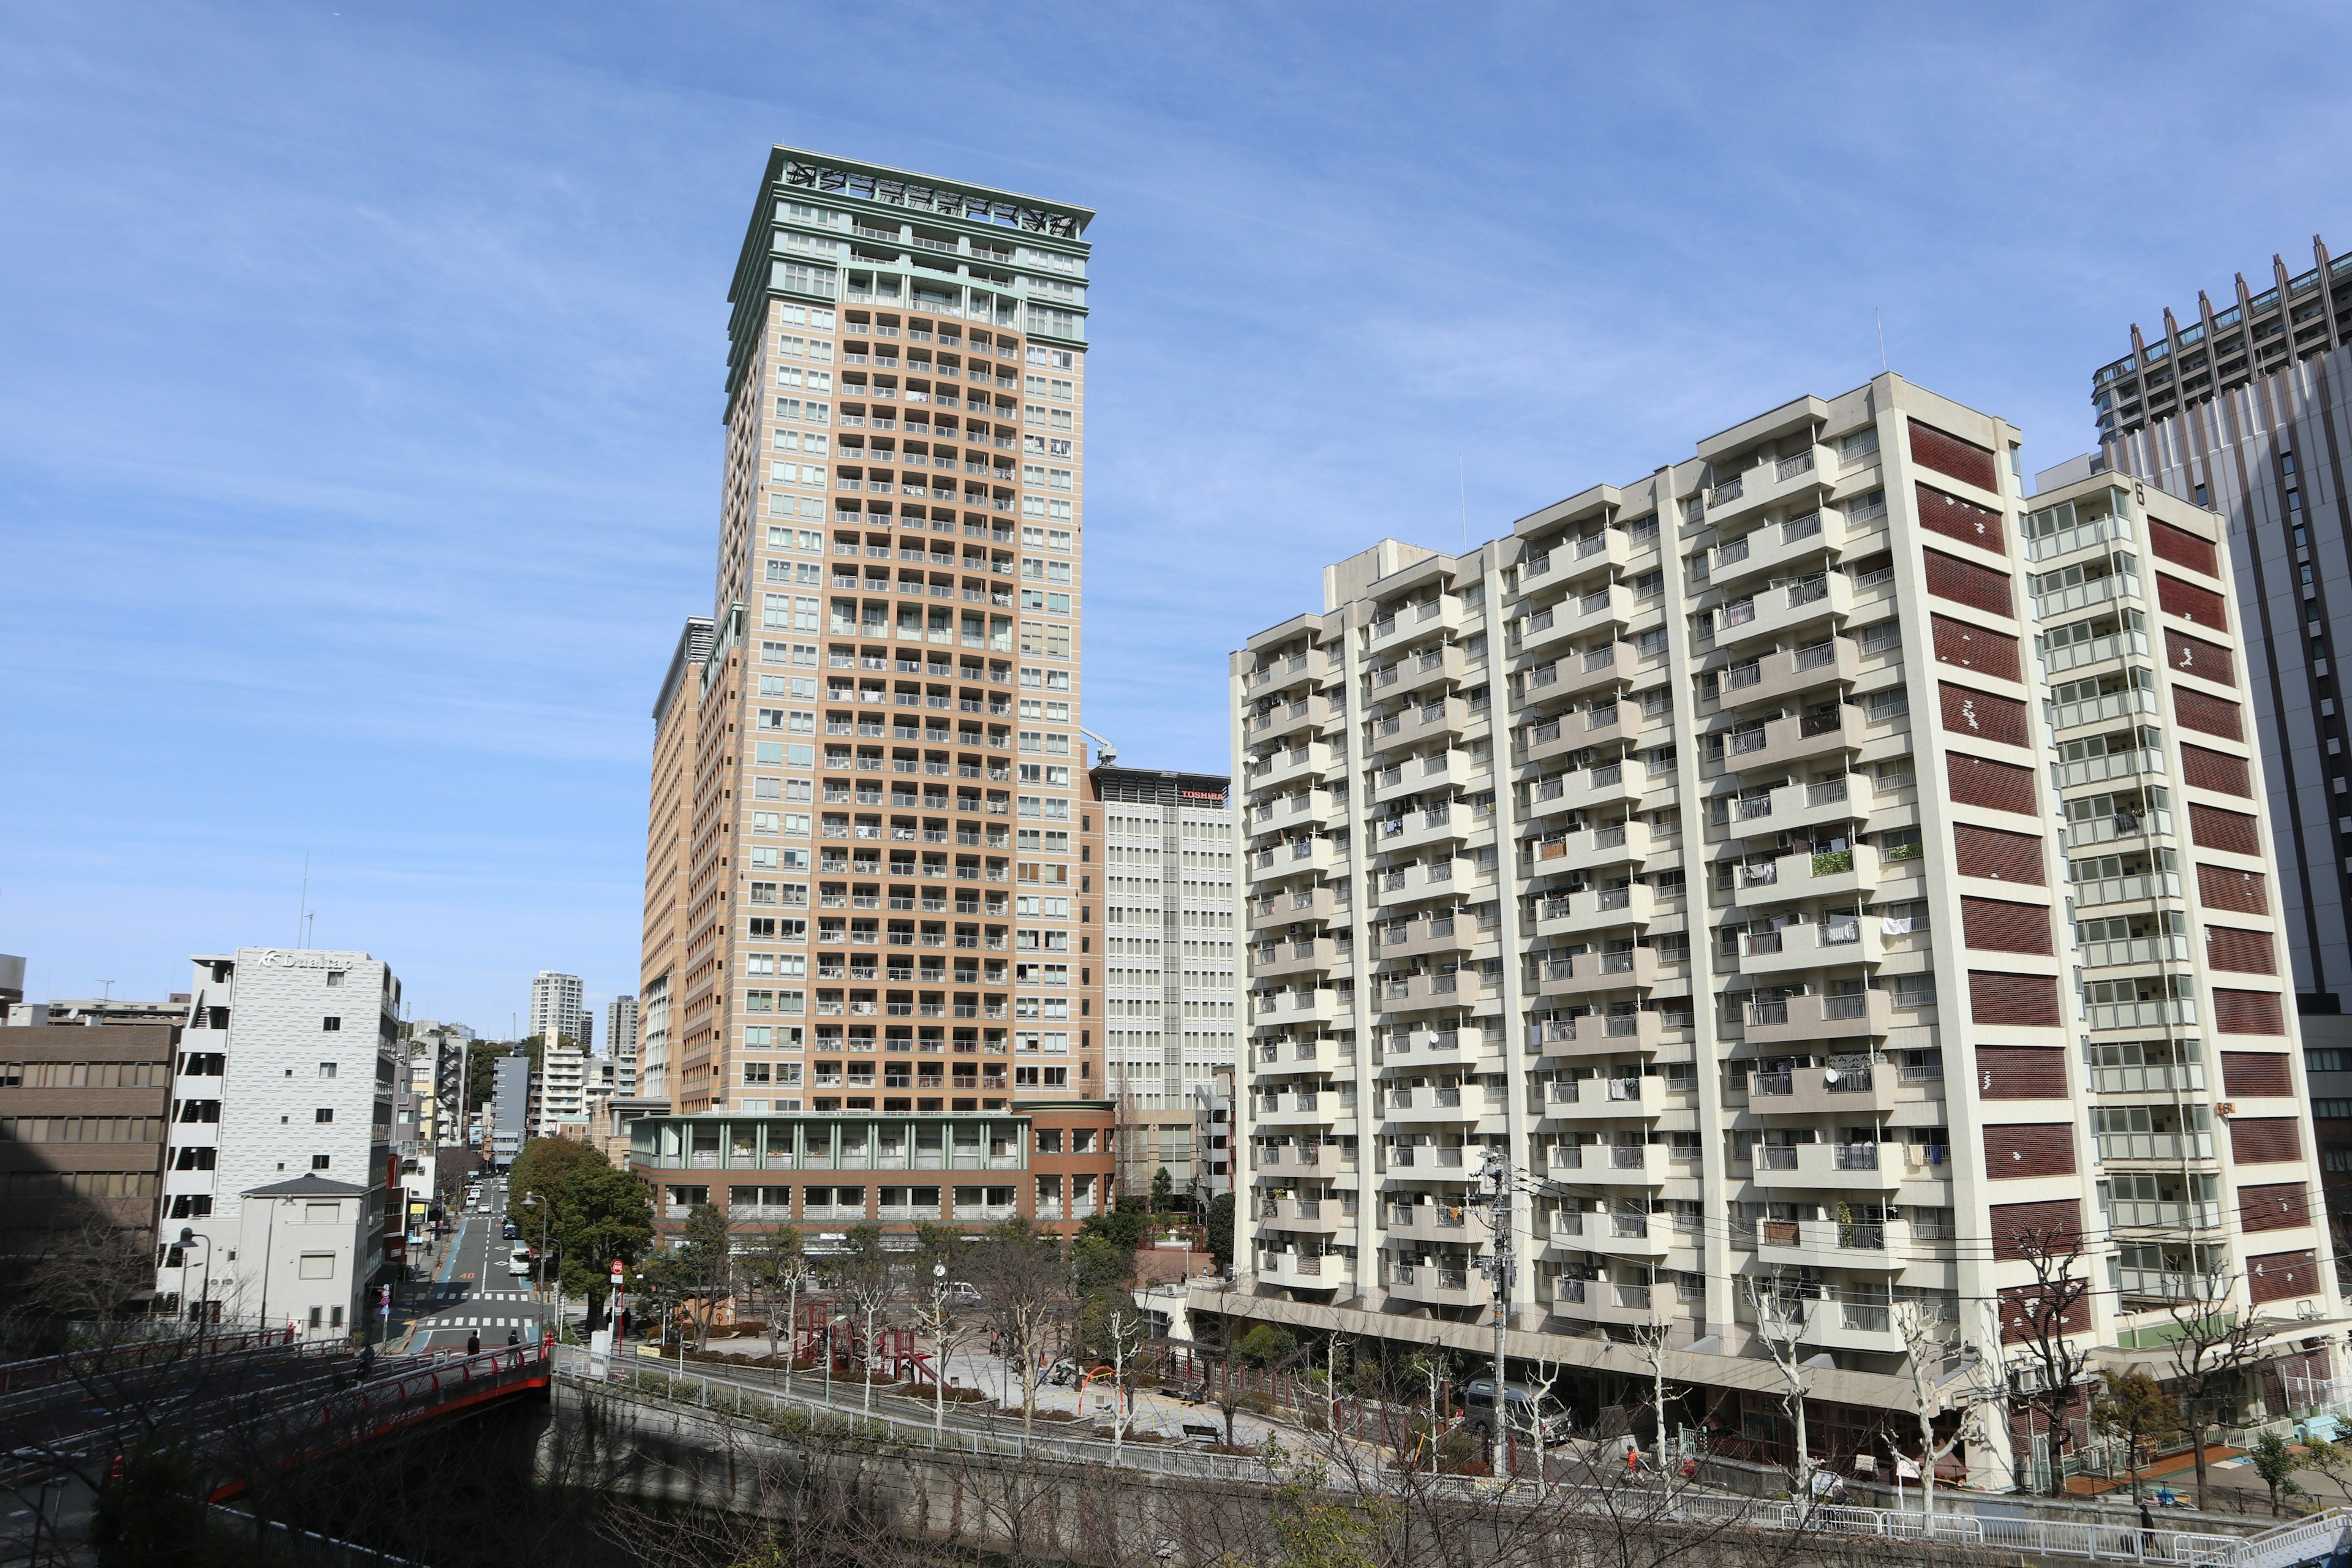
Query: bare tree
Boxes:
[
  {"xmin": 740, "ymin": 1223, "xmax": 806, "ymax": 1374},
  {"xmin": 827, "ymin": 1224, "xmax": 903, "ymax": 1415},
  {"xmin": 1627, "ymin": 1321, "xmax": 1677, "ymax": 1476},
  {"xmin": 2168, "ymin": 1263, "xmax": 2275, "ymax": 1509},
  {"xmin": 1998, "ymin": 1223, "xmax": 2096, "ymax": 1492},
  {"xmin": 1892, "ymin": 1295, "xmax": 1993, "ymax": 1518},
  {"xmin": 964, "ymin": 1219, "xmax": 1069, "ymax": 1436},
  {"xmin": 1744, "ymin": 1272, "xmax": 1815, "ymax": 1499}
]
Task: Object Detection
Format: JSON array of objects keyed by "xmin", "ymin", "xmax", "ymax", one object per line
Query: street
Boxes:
[{"xmin": 396, "ymin": 1174, "xmax": 552, "ymax": 1351}]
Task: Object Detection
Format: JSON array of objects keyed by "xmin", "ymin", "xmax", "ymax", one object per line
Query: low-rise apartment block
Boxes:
[{"xmin": 1226, "ymin": 372, "xmax": 2337, "ymax": 1482}]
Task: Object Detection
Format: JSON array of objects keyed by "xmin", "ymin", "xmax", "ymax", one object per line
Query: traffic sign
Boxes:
[
  {"xmin": 378, "ymin": 1286, "xmax": 391, "ymax": 1306},
  {"xmin": 610, "ymin": 1261, "xmax": 625, "ymax": 1284}
]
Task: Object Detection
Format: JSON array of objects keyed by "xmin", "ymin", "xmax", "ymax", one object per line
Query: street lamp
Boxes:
[
  {"xmin": 930, "ymin": 1262, "xmax": 949, "ymax": 1436},
  {"xmin": 176, "ymin": 1227, "xmax": 211, "ymax": 1349}
]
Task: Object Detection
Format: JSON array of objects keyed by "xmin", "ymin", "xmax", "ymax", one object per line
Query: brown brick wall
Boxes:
[
  {"xmin": 2230, "ymin": 1117, "xmax": 2301, "ymax": 1164},
  {"xmin": 2222, "ymin": 1051, "xmax": 2293, "ymax": 1098},
  {"xmin": 1939, "ymin": 682, "xmax": 2029, "ymax": 747},
  {"xmin": 2197, "ymin": 862, "xmax": 2269, "ymax": 916},
  {"xmin": 1909, "ymin": 420, "xmax": 2000, "ymax": 492},
  {"xmin": 2215, "ymin": 989, "xmax": 2286, "ymax": 1035},
  {"xmin": 2174, "ymin": 687, "xmax": 2245, "ymax": 741},
  {"xmin": 2206, "ymin": 925, "xmax": 2278, "ymax": 975},
  {"xmin": 2182, "ymin": 744, "xmax": 2252, "ymax": 797},
  {"xmin": 2248, "ymin": 1250, "xmax": 2320, "ymax": 1305},
  {"xmin": 2151, "ymin": 519, "xmax": 2221, "ymax": 578},
  {"xmin": 2190, "ymin": 803, "xmax": 2261, "ymax": 855},
  {"xmin": 1924, "ymin": 549, "xmax": 2015, "ymax": 619},
  {"xmin": 1961, "ymin": 897, "xmax": 2052, "ymax": 954},
  {"xmin": 1917, "ymin": 482, "xmax": 2007, "ymax": 554},
  {"xmin": 1931, "ymin": 614, "xmax": 2022, "ymax": 682},
  {"xmin": 1977, "ymin": 1045, "xmax": 2068, "ymax": 1098},
  {"xmin": 2166, "ymin": 628, "xmax": 2237, "ymax": 688},
  {"xmin": 2158, "ymin": 573, "xmax": 2229, "ymax": 630},
  {"xmin": 1969, "ymin": 970, "xmax": 2062, "ymax": 1028},
  {"xmin": 2240, "ymin": 1183, "xmax": 2315, "ymax": 1234},
  {"xmin": 1989, "ymin": 1198, "xmax": 2082, "ymax": 1258},
  {"xmin": 1947, "ymin": 752, "xmax": 2037, "ymax": 815},
  {"xmin": 1999, "ymin": 1281, "xmax": 2089, "ymax": 1343},
  {"xmin": 1985, "ymin": 1122, "xmax": 2077, "ymax": 1178},
  {"xmin": 1953, "ymin": 822, "xmax": 2045, "ymax": 884}
]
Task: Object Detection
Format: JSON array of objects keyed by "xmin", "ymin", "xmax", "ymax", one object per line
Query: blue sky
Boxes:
[{"xmin": 4, "ymin": 1, "xmax": 2349, "ymax": 1031}]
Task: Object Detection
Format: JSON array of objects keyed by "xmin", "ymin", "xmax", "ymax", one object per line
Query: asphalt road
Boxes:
[{"xmin": 399, "ymin": 1174, "xmax": 549, "ymax": 1352}]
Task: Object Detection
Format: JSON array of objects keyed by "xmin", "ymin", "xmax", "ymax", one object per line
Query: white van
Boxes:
[{"xmin": 508, "ymin": 1245, "xmax": 532, "ymax": 1278}]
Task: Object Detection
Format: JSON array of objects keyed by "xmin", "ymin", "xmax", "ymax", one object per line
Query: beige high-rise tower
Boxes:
[{"xmin": 636, "ymin": 149, "xmax": 1115, "ymax": 1237}]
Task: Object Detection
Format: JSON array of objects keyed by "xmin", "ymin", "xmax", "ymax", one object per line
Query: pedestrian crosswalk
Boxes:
[{"xmin": 429, "ymin": 1316, "xmax": 540, "ymax": 1329}]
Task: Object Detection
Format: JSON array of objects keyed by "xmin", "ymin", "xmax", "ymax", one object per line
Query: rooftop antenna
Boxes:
[
  {"xmin": 1875, "ymin": 308, "xmax": 1888, "ymax": 374},
  {"xmin": 98, "ymin": 979, "xmax": 115, "ymax": 1001}
]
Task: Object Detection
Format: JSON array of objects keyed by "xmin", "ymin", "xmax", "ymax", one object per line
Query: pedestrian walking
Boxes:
[
  {"xmin": 507, "ymin": 1327, "xmax": 521, "ymax": 1347},
  {"xmin": 466, "ymin": 1330, "xmax": 480, "ymax": 1357},
  {"xmin": 2140, "ymin": 1501, "xmax": 2158, "ymax": 1556},
  {"xmin": 357, "ymin": 1344, "xmax": 375, "ymax": 1381}
]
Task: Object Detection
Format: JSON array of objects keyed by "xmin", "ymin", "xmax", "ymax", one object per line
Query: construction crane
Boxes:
[{"xmin": 1079, "ymin": 726, "xmax": 1118, "ymax": 766}]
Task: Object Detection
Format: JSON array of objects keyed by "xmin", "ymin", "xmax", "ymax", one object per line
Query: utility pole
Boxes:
[{"xmin": 1476, "ymin": 1149, "xmax": 1512, "ymax": 1472}]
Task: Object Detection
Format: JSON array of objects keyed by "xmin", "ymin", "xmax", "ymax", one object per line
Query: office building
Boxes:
[
  {"xmin": 2093, "ymin": 236, "xmax": 2352, "ymax": 1219},
  {"xmin": 642, "ymin": 616, "xmax": 715, "ymax": 1106},
  {"xmin": 1091, "ymin": 764, "xmax": 1240, "ymax": 1200},
  {"xmin": 1226, "ymin": 372, "xmax": 2336, "ymax": 1483},
  {"xmin": 489, "ymin": 1054, "xmax": 532, "ymax": 1168},
  {"xmin": 153, "ymin": 949, "xmax": 401, "ymax": 1321},
  {"xmin": 529, "ymin": 971, "xmax": 586, "ymax": 1047},
  {"xmin": 630, "ymin": 146, "xmax": 1114, "ymax": 1240},
  {"xmin": 0, "ymin": 1019, "xmax": 173, "ymax": 1277}
]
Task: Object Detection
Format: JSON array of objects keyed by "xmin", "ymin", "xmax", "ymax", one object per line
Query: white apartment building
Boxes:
[
  {"xmin": 158, "ymin": 948, "xmax": 401, "ymax": 1327},
  {"xmin": 528, "ymin": 970, "xmax": 585, "ymax": 1045},
  {"xmin": 1093, "ymin": 764, "xmax": 1240, "ymax": 1199},
  {"xmin": 638, "ymin": 975, "xmax": 671, "ymax": 1104},
  {"xmin": 537, "ymin": 1037, "xmax": 589, "ymax": 1136},
  {"xmin": 1226, "ymin": 373, "xmax": 2339, "ymax": 1483}
]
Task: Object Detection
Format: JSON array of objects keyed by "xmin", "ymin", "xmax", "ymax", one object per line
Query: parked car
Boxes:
[{"xmin": 1457, "ymin": 1379, "xmax": 1574, "ymax": 1446}]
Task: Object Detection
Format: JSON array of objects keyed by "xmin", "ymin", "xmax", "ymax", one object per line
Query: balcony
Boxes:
[
  {"xmin": 1523, "ymin": 643, "xmax": 1636, "ymax": 703},
  {"xmin": 1376, "ymin": 696, "xmax": 1472, "ymax": 753},
  {"xmin": 1253, "ymin": 1089, "xmax": 1339, "ymax": 1127},
  {"xmin": 2097, "ymin": 1131, "xmax": 2215, "ymax": 1163},
  {"xmin": 2116, "ymin": 1267, "xmax": 2229, "ymax": 1304},
  {"xmin": 1262, "ymin": 1198, "xmax": 1346, "ymax": 1235},
  {"xmin": 1741, "ymin": 773, "xmax": 1875, "ymax": 839},
  {"xmin": 1262, "ymin": 1251, "xmax": 1351, "ymax": 1291},
  {"xmin": 1544, "ymin": 1074, "xmax": 1667, "ymax": 1120},
  {"xmin": 1532, "ymin": 884, "xmax": 1656, "ymax": 941},
  {"xmin": 1377, "ymin": 971, "xmax": 1486, "ymax": 1014},
  {"xmin": 1371, "ymin": 598, "xmax": 1464, "ymax": 645},
  {"xmin": 1706, "ymin": 444, "xmax": 1836, "ymax": 527},
  {"xmin": 1754, "ymin": 1218, "xmax": 1902, "ymax": 1271},
  {"xmin": 2071, "ymin": 870, "xmax": 2182, "ymax": 910},
  {"xmin": 2086, "ymin": 997, "xmax": 2198, "ymax": 1032},
  {"xmin": 1374, "ymin": 913, "xmax": 1481, "ymax": 962},
  {"xmin": 1747, "ymin": 1063, "xmax": 1898, "ymax": 1116},
  {"xmin": 1256, "ymin": 836, "xmax": 1337, "ymax": 876},
  {"xmin": 1528, "ymin": 1011, "xmax": 1663, "ymax": 1057},
  {"xmin": 2088, "ymin": 1059, "xmax": 2203, "ymax": 1094},
  {"xmin": 1387, "ymin": 1261, "xmax": 1491, "ymax": 1310},
  {"xmin": 1715, "ymin": 637, "xmax": 1862, "ymax": 714},
  {"xmin": 1253, "ymin": 937, "xmax": 1339, "ymax": 982},
  {"xmin": 1714, "ymin": 573, "xmax": 1853, "ymax": 650},
  {"xmin": 1382, "ymin": 1084, "xmax": 1479, "ymax": 1123},
  {"xmin": 1535, "ymin": 948, "xmax": 1658, "ymax": 1000},
  {"xmin": 1382, "ymin": 1142, "xmax": 1467, "ymax": 1177},
  {"xmin": 1520, "ymin": 760, "xmax": 1645, "ymax": 815},
  {"xmin": 2109, "ymin": 1199, "xmax": 2225, "ymax": 1231},
  {"xmin": 2050, "ymin": 687, "xmax": 2162, "ymax": 736},
  {"xmin": 1555, "ymin": 1279, "xmax": 1675, "ymax": 1329},
  {"xmin": 1731, "ymin": 706, "xmax": 1863, "ymax": 775},
  {"xmin": 2078, "ymin": 935, "xmax": 2193, "ymax": 972},
  {"xmin": 1521, "ymin": 706, "xmax": 1631, "ymax": 768},
  {"xmin": 1256, "ymin": 1141, "xmax": 1348, "ymax": 1174},
  {"xmin": 1732, "ymin": 845, "xmax": 1881, "ymax": 911},
  {"xmin": 1374, "ymin": 803, "xmax": 1472, "ymax": 859},
  {"xmin": 1525, "ymin": 819, "xmax": 1653, "ymax": 874},
  {"xmin": 1518, "ymin": 584, "xmax": 1635, "ymax": 661},
  {"xmin": 1716, "ymin": 508, "xmax": 1850, "ymax": 587},
  {"xmin": 1250, "ymin": 699, "xmax": 1322, "ymax": 746},
  {"xmin": 1251, "ymin": 884, "xmax": 1338, "ymax": 933},
  {"xmin": 1375, "ymin": 643, "xmax": 1467, "ymax": 692},
  {"xmin": 1253, "ymin": 986, "xmax": 1349, "ymax": 1028},
  {"xmin": 1259, "ymin": 787, "xmax": 1344, "ymax": 835},
  {"xmin": 1751, "ymin": 1140, "xmax": 1902, "ymax": 1193},
  {"xmin": 1386, "ymin": 1201, "xmax": 1473, "ymax": 1242},
  {"xmin": 1249, "ymin": 742, "xmax": 1335, "ymax": 794},
  {"xmin": 1548, "ymin": 1142, "xmax": 1663, "ymax": 1186},
  {"xmin": 1800, "ymin": 1301, "xmax": 1906, "ymax": 1357},
  {"xmin": 1738, "ymin": 916, "xmax": 1883, "ymax": 978}
]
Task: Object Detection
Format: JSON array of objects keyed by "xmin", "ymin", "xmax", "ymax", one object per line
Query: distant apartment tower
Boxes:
[
  {"xmin": 1089, "ymin": 764, "xmax": 1239, "ymax": 1199},
  {"xmin": 528, "ymin": 971, "xmax": 585, "ymax": 1046},
  {"xmin": 639, "ymin": 614, "xmax": 714, "ymax": 1106},
  {"xmin": 154, "ymin": 949, "xmax": 402, "ymax": 1324},
  {"xmin": 489, "ymin": 1055, "xmax": 532, "ymax": 1167},
  {"xmin": 629, "ymin": 147, "xmax": 1114, "ymax": 1242},
  {"xmin": 1228, "ymin": 374, "xmax": 2335, "ymax": 1483},
  {"xmin": 606, "ymin": 995, "xmax": 640, "ymax": 1091},
  {"xmin": 537, "ymin": 1038, "xmax": 588, "ymax": 1137}
]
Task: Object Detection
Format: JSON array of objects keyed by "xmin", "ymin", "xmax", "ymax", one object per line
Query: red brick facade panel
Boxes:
[
  {"xmin": 1976, "ymin": 1045, "xmax": 2068, "ymax": 1098},
  {"xmin": 1999, "ymin": 1281, "xmax": 2089, "ymax": 1344},
  {"xmin": 1908, "ymin": 420, "xmax": 2001, "ymax": 493},
  {"xmin": 2239, "ymin": 1183, "xmax": 2315, "ymax": 1234},
  {"xmin": 1989, "ymin": 1198, "xmax": 2082, "ymax": 1259},
  {"xmin": 2221, "ymin": 1051, "xmax": 2293, "ymax": 1098},
  {"xmin": 1939, "ymin": 682, "xmax": 2030, "ymax": 747},
  {"xmin": 2230, "ymin": 1117, "xmax": 2301, "ymax": 1164},
  {"xmin": 1960, "ymin": 896, "xmax": 2052, "ymax": 954},
  {"xmin": 1931, "ymin": 614, "xmax": 2022, "ymax": 682},
  {"xmin": 2189, "ymin": 803, "xmax": 2261, "ymax": 855},
  {"xmin": 1924, "ymin": 548, "xmax": 2015, "ymax": 619},
  {"xmin": 2205, "ymin": 926, "xmax": 2277, "ymax": 975},
  {"xmin": 2196, "ymin": 862, "xmax": 2269, "ymax": 916},
  {"xmin": 1953, "ymin": 823, "xmax": 2046, "ymax": 884},
  {"xmin": 1984, "ymin": 1122, "xmax": 2077, "ymax": 1178},
  {"xmin": 2166, "ymin": 628, "xmax": 2237, "ymax": 688},
  {"xmin": 2181, "ymin": 744, "xmax": 2252, "ymax": 797},
  {"xmin": 2173, "ymin": 687, "xmax": 2245, "ymax": 741},
  {"xmin": 1917, "ymin": 482, "xmax": 2007, "ymax": 554},
  {"xmin": 1969, "ymin": 970, "xmax": 2061, "ymax": 1029},
  {"xmin": 2214, "ymin": 988, "xmax": 2286, "ymax": 1035},
  {"xmin": 1947, "ymin": 752, "xmax": 2038, "ymax": 815},
  {"xmin": 2248, "ymin": 1250, "xmax": 2320, "ymax": 1305},
  {"xmin": 2150, "ymin": 519, "xmax": 2220, "ymax": 578},
  {"xmin": 2158, "ymin": 573, "xmax": 2228, "ymax": 631}
]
